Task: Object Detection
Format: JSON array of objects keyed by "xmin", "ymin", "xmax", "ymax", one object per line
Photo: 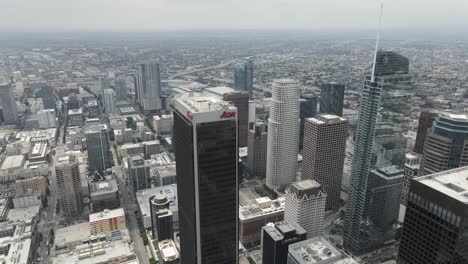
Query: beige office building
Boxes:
[{"xmin": 302, "ymin": 114, "xmax": 348, "ymax": 210}]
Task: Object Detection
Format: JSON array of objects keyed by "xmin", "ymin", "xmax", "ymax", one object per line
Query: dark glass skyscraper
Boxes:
[
  {"xmin": 137, "ymin": 62, "xmax": 162, "ymax": 114},
  {"xmin": 223, "ymin": 91, "xmax": 249, "ymax": 147},
  {"xmin": 398, "ymin": 166, "xmax": 468, "ymax": 264},
  {"xmin": 233, "ymin": 60, "xmax": 253, "ymax": 98},
  {"xmin": 174, "ymin": 93, "xmax": 238, "ymax": 264},
  {"xmin": 319, "ymin": 82, "xmax": 345, "ymax": 117},
  {"xmin": 413, "ymin": 110, "xmax": 438, "ymax": 154},
  {"xmin": 85, "ymin": 124, "xmax": 112, "ymax": 173},
  {"xmin": 150, "ymin": 193, "xmax": 174, "ymax": 241},
  {"xmin": 299, "ymin": 94, "xmax": 317, "ymax": 149},
  {"xmin": 261, "ymin": 221, "xmax": 307, "ymax": 264},
  {"xmin": 344, "ymin": 50, "xmax": 413, "ymax": 253},
  {"xmin": 115, "ymin": 78, "xmax": 128, "ymax": 101},
  {"xmin": 247, "ymin": 121, "xmax": 268, "ymax": 179}
]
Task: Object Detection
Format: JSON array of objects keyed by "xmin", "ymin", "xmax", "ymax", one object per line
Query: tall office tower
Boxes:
[
  {"xmin": 402, "ymin": 152, "xmax": 421, "ymax": 205},
  {"xmin": 127, "ymin": 154, "xmax": 152, "ymax": 193},
  {"xmin": 397, "ymin": 166, "xmax": 468, "ymax": 264},
  {"xmin": 344, "ymin": 51, "xmax": 412, "ymax": 253},
  {"xmin": 223, "ymin": 91, "xmax": 249, "ymax": 147},
  {"xmin": 174, "ymin": 93, "xmax": 238, "ymax": 264},
  {"xmin": 413, "ymin": 110, "xmax": 439, "ymax": 154},
  {"xmin": 103, "ymin": 88, "xmax": 115, "ymax": 113},
  {"xmin": 419, "ymin": 113, "xmax": 468, "ymax": 176},
  {"xmin": 0, "ymin": 82, "xmax": 18, "ymax": 125},
  {"xmin": 55, "ymin": 155, "xmax": 83, "ymax": 218},
  {"xmin": 247, "ymin": 122, "xmax": 268, "ymax": 179},
  {"xmin": 150, "ymin": 193, "xmax": 174, "ymax": 241},
  {"xmin": 115, "ymin": 78, "xmax": 128, "ymax": 101},
  {"xmin": 85, "ymin": 124, "xmax": 112, "ymax": 172},
  {"xmin": 138, "ymin": 62, "xmax": 162, "ymax": 113},
  {"xmin": 248, "ymin": 100, "xmax": 256, "ymax": 125},
  {"xmin": 100, "ymin": 77, "xmax": 110, "ymax": 95},
  {"xmin": 261, "ymin": 221, "xmax": 307, "ymax": 264},
  {"xmin": 285, "ymin": 180, "xmax": 326, "ymax": 239},
  {"xmin": 319, "ymin": 82, "xmax": 345, "ymax": 117},
  {"xmin": 13, "ymin": 71, "xmax": 21, "ymax": 82},
  {"xmin": 233, "ymin": 60, "xmax": 254, "ymax": 97},
  {"xmin": 266, "ymin": 79, "xmax": 300, "ymax": 190},
  {"xmin": 299, "ymin": 94, "xmax": 317, "ymax": 149},
  {"xmin": 364, "ymin": 166, "xmax": 403, "ymax": 231},
  {"xmin": 302, "ymin": 114, "xmax": 348, "ymax": 210}
]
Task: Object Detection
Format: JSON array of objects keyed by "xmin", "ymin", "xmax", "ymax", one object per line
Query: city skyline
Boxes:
[{"xmin": 0, "ymin": 2, "xmax": 467, "ymax": 262}]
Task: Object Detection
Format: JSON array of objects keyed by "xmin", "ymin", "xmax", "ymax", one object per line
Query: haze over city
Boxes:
[
  {"xmin": 0, "ymin": 1, "xmax": 468, "ymax": 264},
  {"xmin": 1, "ymin": 0, "xmax": 467, "ymax": 31}
]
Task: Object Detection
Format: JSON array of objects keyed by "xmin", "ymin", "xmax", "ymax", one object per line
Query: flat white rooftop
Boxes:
[
  {"xmin": 446, "ymin": 113, "xmax": 468, "ymax": 120},
  {"xmin": 1, "ymin": 155, "xmax": 25, "ymax": 170},
  {"xmin": 239, "ymin": 197, "xmax": 285, "ymax": 221},
  {"xmin": 416, "ymin": 166, "xmax": 468, "ymax": 204},
  {"xmin": 307, "ymin": 114, "xmax": 347, "ymax": 125},
  {"xmin": 89, "ymin": 208, "xmax": 125, "ymax": 222},
  {"xmin": 205, "ymin": 86, "xmax": 236, "ymax": 97},
  {"xmin": 175, "ymin": 92, "xmax": 232, "ymax": 113},
  {"xmin": 288, "ymin": 236, "xmax": 358, "ymax": 264}
]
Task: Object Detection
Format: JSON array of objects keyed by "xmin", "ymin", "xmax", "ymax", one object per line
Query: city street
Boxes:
[
  {"xmin": 37, "ymin": 150, "xmax": 59, "ymax": 264},
  {"xmin": 115, "ymin": 165, "xmax": 150, "ymax": 264}
]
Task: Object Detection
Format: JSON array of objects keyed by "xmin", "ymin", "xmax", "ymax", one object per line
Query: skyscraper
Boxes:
[
  {"xmin": 285, "ymin": 180, "xmax": 326, "ymax": 239},
  {"xmin": 266, "ymin": 79, "xmax": 300, "ymax": 190},
  {"xmin": 150, "ymin": 193, "xmax": 174, "ymax": 241},
  {"xmin": 103, "ymin": 88, "xmax": 115, "ymax": 113},
  {"xmin": 174, "ymin": 93, "xmax": 238, "ymax": 264},
  {"xmin": 115, "ymin": 78, "xmax": 128, "ymax": 101},
  {"xmin": 397, "ymin": 166, "xmax": 468, "ymax": 264},
  {"xmin": 128, "ymin": 154, "xmax": 152, "ymax": 193},
  {"xmin": 413, "ymin": 110, "xmax": 439, "ymax": 154},
  {"xmin": 364, "ymin": 166, "xmax": 403, "ymax": 231},
  {"xmin": 344, "ymin": 50, "xmax": 412, "ymax": 253},
  {"xmin": 261, "ymin": 221, "xmax": 307, "ymax": 264},
  {"xmin": 299, "ymin": 94, "xmax": 317, "ymax": 149},
  {"xmin": 343, "ymin": 76, "xmax": 383, "ymax": 253},
  {"xmin": 85, "ymin": 124, "xmax": 112, "ymax": 172},
  {"xmin": 419, "ymin": 113, "xmax": 468, "ymax": 176},
  {"xmin": 0, "ymin": 82, "xmax": 18, "ymax": 125},
  {"xmin": 223, "ymin": 91, "xmax": 249, "ymax": 147},
  {"xmin": 319, "ymin": 82, "xmax": 345, "ymax": 117},
  {"xmin": 55, "ymin": 155, "xmax": 83, "ymax": 218},
  {"xmin": 302, "ymin": 114, "xmax": 348, "ymax": 210},
  {"xmin": 233, "ymin": 60, "xmax": 254, "ymax": 97},
  {"xmin": 100, "ymin": 77, "xmax": 110, "ymax": 95},
  {"xmin": 247, "ymin": 122, "xmax": 268, "ymax": 179},
  {"xmin": 402, "ymin": 152, "xmax": 421, "ymax": 205},
  {"xmin": 137, "ymin": 62, "xmax": 162, "ymax": 114}
]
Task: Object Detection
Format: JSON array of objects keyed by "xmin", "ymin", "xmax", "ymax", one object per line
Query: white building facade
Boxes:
[
  {"xmin": 266, "ymin": 79, "xmax": 300, "ymax": 190},
  {"xmin": 285, "ymin": 179, "xmax": 326, "ymax": 239}
]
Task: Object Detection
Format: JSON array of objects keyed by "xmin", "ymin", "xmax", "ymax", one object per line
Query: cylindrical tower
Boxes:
[{"xmin": 266, "ymin": 79, "xmax": 300, "ymax": 190}]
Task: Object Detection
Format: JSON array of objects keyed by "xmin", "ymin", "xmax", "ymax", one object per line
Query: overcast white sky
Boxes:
[{"xmin": 0, "ymin": 0, "xmax": 467, "ymax": 31}]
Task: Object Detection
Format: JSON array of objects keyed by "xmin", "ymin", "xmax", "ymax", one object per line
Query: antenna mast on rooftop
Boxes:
[{"xmin": 371, "ymin": 0, "xmax": 384, "ymax": 82}]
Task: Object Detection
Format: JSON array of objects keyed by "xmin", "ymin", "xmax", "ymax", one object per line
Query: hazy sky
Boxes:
[{"xmin": 1, "ymin": 0, "xmax": 467, "ymax": 31}]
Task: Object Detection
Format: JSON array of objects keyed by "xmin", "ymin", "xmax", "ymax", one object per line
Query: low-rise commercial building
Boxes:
[
  {"xmin": 239, "ymin": 197, "xmax": 285, "ymax": 248},
  {"xmin": 68, "ymin": 108, "xmax": 84, "ymax": 127},
  {"xmin": 288, "ymin": 237, "xmax": 358, "ymax": 264},
  {"xmin": 90, "ymin": 179, "xmax": 120, "ymax": 212},
  {"xmin": 136, "ymin": 185, "xmax": 178, "ymax": 229},
  {"xmin": 157, "ymin": 239, "xmax": 180, "ymax": 264},
  {"xmin": 89, "ymin": 208, "xmax": 126, "ymax": 235}
]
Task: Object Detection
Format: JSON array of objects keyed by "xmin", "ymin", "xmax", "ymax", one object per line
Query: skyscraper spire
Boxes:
[{"xmin": 371, "ymin": 0, "xmax": 384, "ymax": 82}]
